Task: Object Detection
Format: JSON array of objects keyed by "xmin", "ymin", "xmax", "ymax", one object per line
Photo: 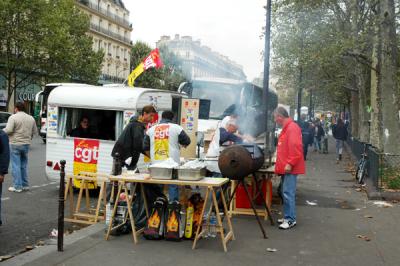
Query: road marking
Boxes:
[{"xmin": 1, "ymin": 197, "xmax": 10, "ymax": 201}]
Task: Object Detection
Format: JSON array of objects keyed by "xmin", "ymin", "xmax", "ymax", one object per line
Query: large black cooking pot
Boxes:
[{"xmin": 218, "ymin": 143, "xmax": 264, "ymax": 180}]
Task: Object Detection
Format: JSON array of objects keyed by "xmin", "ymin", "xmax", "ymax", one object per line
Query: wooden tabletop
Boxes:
[
  {"xmin": 109, "ymin": 174, "xmax": 229, "ymax": 187},
  {"xmin": 256, "ymin": 165, "xmax": 275, "ymax": 174}
]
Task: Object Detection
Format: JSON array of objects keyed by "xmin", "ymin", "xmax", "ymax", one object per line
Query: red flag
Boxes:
[{"xmin": 143, "ymin": 48, "xmax": 163, "ymax": 70}]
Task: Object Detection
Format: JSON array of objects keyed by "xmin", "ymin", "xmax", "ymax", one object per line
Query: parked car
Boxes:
[{"xmin": 0, "ymin": 111, "xmax": 11, "ymax": 130}]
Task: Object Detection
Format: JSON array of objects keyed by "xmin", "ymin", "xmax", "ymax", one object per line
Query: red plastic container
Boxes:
[
  {"xmin": 235, "ymin": 183, "xmax": 253, "ymax": 208},
  {"xmin": 256, "ymin": 180, "xmax": 273, "ymax": 205}
]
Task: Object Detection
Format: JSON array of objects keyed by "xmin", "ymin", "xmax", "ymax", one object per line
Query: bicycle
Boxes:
[{"xmin": 355, "ymin": 143, "xmax": 370, "ymax": 184}]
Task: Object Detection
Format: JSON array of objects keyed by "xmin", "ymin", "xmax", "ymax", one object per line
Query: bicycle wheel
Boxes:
[{"xmin": 357, "ymin": 161, "xmax": 367, "ymax": 184}]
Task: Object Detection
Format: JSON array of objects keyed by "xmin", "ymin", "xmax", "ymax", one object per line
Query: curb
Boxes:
[{"xmin": 1, "ymin": 223, "xmax": 105, "ymax": 266}]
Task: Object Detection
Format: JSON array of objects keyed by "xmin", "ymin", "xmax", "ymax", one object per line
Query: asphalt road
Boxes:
[{"xmin": 0, "ymin": 137, "xmax": 61, "ymax": 256}]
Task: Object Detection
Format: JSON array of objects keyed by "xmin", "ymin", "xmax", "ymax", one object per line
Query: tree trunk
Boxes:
[
  {"xmin": 379, "ymin": 0, "xmax": 400, "ymax": 154},
  {"xmin": 369, "ymin": 8, "xmax": 383, "ymax": 150},
  {"xmin": 358, "ymin": 71, "xmax": 370, "ymax": 142}
]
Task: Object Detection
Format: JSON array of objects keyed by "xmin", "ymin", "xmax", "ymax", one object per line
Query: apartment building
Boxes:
[
  {"xmin": 156, "ymin": 35, "xmax": 246, "ymax": 81},
  {"xmin": 76, "ymin": 0, "xmax": 133, "ymax": 84}
]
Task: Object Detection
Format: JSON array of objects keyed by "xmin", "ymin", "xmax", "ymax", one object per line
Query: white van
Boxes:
[{"xmin": 45, "ymin": 84, "xmax": 186, "ymax": 187}]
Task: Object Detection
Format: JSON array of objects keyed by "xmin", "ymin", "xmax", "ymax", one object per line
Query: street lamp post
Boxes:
[{"xmin": 263, "ymin": 0, "xmax": 272, "ymax": 157}]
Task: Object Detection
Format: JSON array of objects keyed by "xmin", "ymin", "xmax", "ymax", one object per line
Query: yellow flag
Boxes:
[{"xmin": 127, "ymin": 62, "xmax": 145, "ymax": 87}]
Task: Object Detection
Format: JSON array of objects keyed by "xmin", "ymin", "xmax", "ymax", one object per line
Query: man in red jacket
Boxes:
[{"xmin": 274, "ymin": 107, "xmax": 305, "ymax": 229}]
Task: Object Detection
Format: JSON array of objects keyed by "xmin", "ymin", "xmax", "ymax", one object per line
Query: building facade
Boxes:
[
  {"xmin": 76, "ymin": 0, "xmax": 132, "ymax": 84},
  {"xmin": 156, "ymin": 35, "xmax": 246, "ymax": 81}
]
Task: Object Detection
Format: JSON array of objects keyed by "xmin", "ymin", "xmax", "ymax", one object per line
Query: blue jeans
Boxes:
[
  {"xmin": 11, "ymin": 144, "xmax": 30, "ymax": 190},
  {"xmin": 282, "ymin": 174, "xmax": 297, "ymax": 222},
  {"xmin": 169, "ymin": 185, "xmax": 179, "ymax": 202},
  {"xmin": 335, "ymin": 139, "xmax": 343, "ymax": 159}
]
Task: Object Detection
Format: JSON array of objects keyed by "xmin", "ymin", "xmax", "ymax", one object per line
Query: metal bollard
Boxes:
[{"xmin": 58, "ymin": 160, "xmax": 66, "ymax": 252}]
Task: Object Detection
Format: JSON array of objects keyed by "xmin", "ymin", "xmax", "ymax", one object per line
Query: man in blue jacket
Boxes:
[{"xmin": 0, "ymin": 130, "xmax": 10, "ymax": 226}]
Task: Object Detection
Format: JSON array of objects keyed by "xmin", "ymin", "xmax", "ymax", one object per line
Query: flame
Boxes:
[
  {"xmin": 148, "ymin": 210, "xmax": 161, "ymax": 228},
  {"xmin": 166, "ymin": 211, "xmax": 179, "ymax": 232}
]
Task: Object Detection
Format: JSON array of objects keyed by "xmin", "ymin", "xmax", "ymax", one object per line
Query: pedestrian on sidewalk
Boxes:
[
  {"xmin": 297, "ymin": 114, "xmax": 312, "ymax": 161},
  {"xmin": 0, "ymin": 130, "xmax": 10, "ymax": 226},
  {"xmin": 332, "ymin": 118, "xmax": 348, "ymax": 163},
  {"xmin": 3, "ymin": 102, "xmax": 37, "ymax": 193},
  {"xmin": 274, "ymin": 107, "xmax": 305, "ymax": 230},
  {"xmin": 314, "ymin": 119, "xmax": 325, "ymax": 153}
]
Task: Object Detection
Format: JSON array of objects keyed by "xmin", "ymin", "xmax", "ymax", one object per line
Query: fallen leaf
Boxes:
[
  {"xmin": 36, "ymin": 240, "xmax": 45, "ymax": 246},
  {"xmin": 357, "ymin": 235, "xmax": 371, "ymax": 241},
  {"xmin": 306, "ymin": 200, "xmax": 318, "ymax": 206},
  {"xmin": 267, "ymin": 248, "xmax": 278, "ymax": 252},
  {"xmin": 373, "ymin": 201, "xmax": 393, "ymax": 208},
  {"xmin": 0, "ymin": 255, "xmax": 13, "ymax": 262}
]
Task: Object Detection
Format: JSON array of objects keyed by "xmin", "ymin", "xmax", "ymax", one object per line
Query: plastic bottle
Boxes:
[
  {"xmin": 209, "ymin": 213, "xmax": 217, "ymax": 238},
  {"xmin": 202, "ymin": 214, "xmax": 209, "ymax": 238}
]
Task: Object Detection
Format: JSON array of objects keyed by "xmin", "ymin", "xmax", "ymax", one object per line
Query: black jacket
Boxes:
[
  {"xmin": 297, "ymin": 120, "xmax": 313, "ymax": 146},
  {"xmin": 315, "ymin": 125, "xmax": 325, "ymax": 141},
  {"xmin": 70, "ymin": 127, "xmax": 94, "ymax": 139},
  {"xmin": 332, "ymin": 124, "xmax": 348, "ymax": 141},
  {"xmin": 111, "ymin": 115, "xmax": 146, "ymax": 168},
  {"xmin": 0, "ymin": 131, "xmax": 10, "ymax": 175}
]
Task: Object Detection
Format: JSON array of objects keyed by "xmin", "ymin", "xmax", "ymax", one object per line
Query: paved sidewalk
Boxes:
[{"xmin": 4, "ymin": 138, "xmax": 400, "ymax": 266}]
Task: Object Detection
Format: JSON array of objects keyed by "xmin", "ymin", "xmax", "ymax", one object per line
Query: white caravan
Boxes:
[{"xmin": 45, "ymin": 84, "xmax": 185, "ymax": 188}]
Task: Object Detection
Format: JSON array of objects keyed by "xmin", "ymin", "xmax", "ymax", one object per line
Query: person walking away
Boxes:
[
  {"xmin": 332, "ymin": 118, "xmax": 348, "ymax": 163},
  {"xmin": 314, "ymin": 120, "xmax": 325, "ymax": 153},
  {"xmin": 274, "ymin": 107, "xmax": 305, "ymax": 230},
  {"xmin": 3, "ymin": 102, "xmax": 37, "ymax": 192},
  {"xmin": 144, "ymin": 111, "xmax": 191, "ymax": 202},
  {"xmin": 0, "ymin": 130, "xmax": 10, "ymax": 225},
  {"xmin": 297, "ymin": 114, "xmax": 312, "ymax": 161}
]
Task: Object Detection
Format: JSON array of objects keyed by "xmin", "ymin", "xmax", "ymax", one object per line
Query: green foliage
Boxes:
[
  {"xmin": 130, "ymin": 41, "xmax": 186, "ymax": 91},
  {"xmin": 271, "ymin": 0, "xmax": 374, "ymax": 108},
  {"xmin": 382, "ymin": 166, "xmax": 400, "ymax": 189},
  {"xmin": 0, "ymin": 0, "xmax": 103, "ymax": 108}
]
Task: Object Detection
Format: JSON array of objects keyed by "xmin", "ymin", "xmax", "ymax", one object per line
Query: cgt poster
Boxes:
[
  {"xmin": 180, "ymin": 99, "xmax": 199, "ymax": 159},
  {"xmin": 73, "ymin": 138, "xmax": 100, "ymax": 189}
]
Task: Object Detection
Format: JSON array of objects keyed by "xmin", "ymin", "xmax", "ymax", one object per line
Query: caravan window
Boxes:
[{"xmin": 57, "ymin": 107, "xmax": 123, "ymax": 141}]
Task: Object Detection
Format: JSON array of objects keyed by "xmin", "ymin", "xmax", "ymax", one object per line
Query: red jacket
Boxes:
[{"xmin": 275, "ymin": 118, "xmax": 305, "ymax": 175}]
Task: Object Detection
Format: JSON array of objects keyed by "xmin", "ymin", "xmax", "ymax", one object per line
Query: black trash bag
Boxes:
[
  {"xmin": 143, "ymin": 196, "xmax": 168, "ymax": 240},
  {"xmin": 164, "ymin": 201, "xmax": 182, "ymax": 241},
  {"xmin": 106, "ymin": 183, "xmax": 164, "ymax": 235}
]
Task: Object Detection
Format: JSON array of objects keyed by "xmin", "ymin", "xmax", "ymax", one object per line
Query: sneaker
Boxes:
[
  {"xmin": 277, "ymin": 218, "xmax": 286, "ymax": 224},
  {"xmin": 279, "ymin": 220, "xmax": 296, "ymax": 230},
  {"xmin": 8, "ymin": 187, "xmax": 23, "ymax": 193},
  {"xmin": 22, "ymin": 186, "xmax": 30, "ymax": 191}
]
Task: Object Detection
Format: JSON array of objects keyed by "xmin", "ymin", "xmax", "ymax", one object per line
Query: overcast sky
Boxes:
[{"xmin": 124, "ymin": 0, "xmax": 266, "ymax": 81}]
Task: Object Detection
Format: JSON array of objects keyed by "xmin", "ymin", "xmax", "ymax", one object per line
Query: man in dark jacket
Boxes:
[
  {"xmin": 111, "ymin": 105, "xmax": 157, "ymax": 170},
  {"xmin": 0, "ymin": 130, "xmax": 10, "ymax": 226},
  {"xmin": 297, "ymin": 114, "xmax": 313, "ymax": 160},
  {"xmin": 332, "ymin": 118, "xmax": 348, "ymax": 163}
]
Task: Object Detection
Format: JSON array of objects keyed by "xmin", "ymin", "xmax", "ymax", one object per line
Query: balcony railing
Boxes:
[
  {"xmin": 90, "ymin": 23, "xmax": 132, "ymax": 45},
  {"xmin": 99, "ymin": 74, "xmax": 125, "ymax": 84},
  {"xmin": 78, "ymin": 0, "xmax": 132, "ymax": 29}
]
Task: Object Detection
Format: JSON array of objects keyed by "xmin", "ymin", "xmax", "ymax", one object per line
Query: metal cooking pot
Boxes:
[{"xmin": 218, "ymin": 143, "xmax": 264, "ymax": 180}]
